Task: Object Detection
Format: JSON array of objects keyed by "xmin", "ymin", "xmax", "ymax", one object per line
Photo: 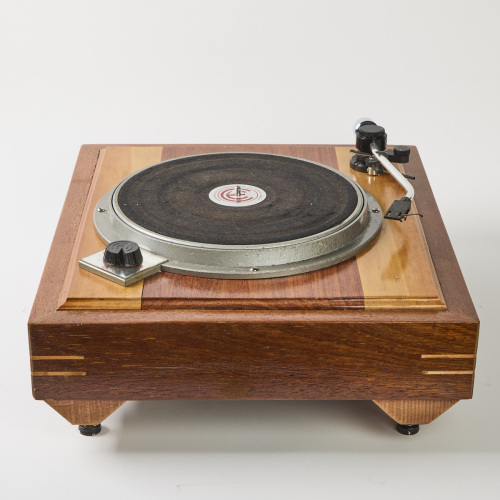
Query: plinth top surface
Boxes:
[{"xmin": 52, "ymin": 145, "xmax": 448, "ymax": 312}]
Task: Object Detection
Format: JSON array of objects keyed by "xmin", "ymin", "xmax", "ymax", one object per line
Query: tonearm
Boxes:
[{"xmin": 350, "ymin": 120, "xmax": 420, "ymax": 222}]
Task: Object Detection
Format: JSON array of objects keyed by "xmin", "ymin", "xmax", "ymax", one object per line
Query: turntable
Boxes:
[{"xmin": 28, "ymin": 121, "xmax": 479, "ymax": 436}]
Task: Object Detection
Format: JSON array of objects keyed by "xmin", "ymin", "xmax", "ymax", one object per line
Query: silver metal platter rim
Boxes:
[{"xmin": 108, "ymin": 151, "xmax": 366, "ymax": 251}]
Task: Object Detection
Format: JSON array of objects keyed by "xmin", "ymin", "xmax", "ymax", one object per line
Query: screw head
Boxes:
[
  {"xmin": 97, "ymin": 207, "xmax": 105, "ymax": 213},
  {"xmin": 372, "ymin": 208, "xmax": 380, "ymax": 213},
  {"xmin": 250, "ymin": 267, "xmax": 259, "ymax": 272}
]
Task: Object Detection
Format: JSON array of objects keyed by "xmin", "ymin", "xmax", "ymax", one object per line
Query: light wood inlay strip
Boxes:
[
  {"xmin": 423, "ymin": 371, "xmax": 473, "ymax": 375},
  {"xmin": 58, "ymin": 146, "xmax": 164, "ymax": 310},
  {"xmin": 335, "ymin": 146, "xmax": 446, "ymax": 310},
  {"xmin": 31, "ymin": 356, "xmax": 85, "ymax": 360},
  {"xmin": 421, "ymin": 354, "xmax": 475, "ymax": 359},
  {"xmin": 32, "ymin": 372, "xmax": 86, "ymax": 376}
]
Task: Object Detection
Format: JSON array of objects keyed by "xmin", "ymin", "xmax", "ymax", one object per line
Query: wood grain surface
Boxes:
[
  {"xmin": 58, "ymin": 146, "xmax": 163, "ymax": 310},
  {"xmin": 336, "ymin": 147, "xmax": 445, "ymax": 310},
  {"xmin": 373, "ymin": 399, "xmax": 459, "ymax": 424},
  {"xmin": 30, "ymin": 320, "xmax": 477, "ymax": 400},
  {"xmin": 44, "ymin": 400, "xmax": 125, "ymax": 425}
]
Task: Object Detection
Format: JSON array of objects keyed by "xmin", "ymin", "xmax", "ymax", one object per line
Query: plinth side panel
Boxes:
[{"xmin": 30, "ymin": 320, "xmax": 477, "ymax": 401}]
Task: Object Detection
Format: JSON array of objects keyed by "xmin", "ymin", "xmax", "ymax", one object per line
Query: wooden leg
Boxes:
[
  {"xmin": 373, "ymin": 399, "xmax": 459, "ymax": 425},
  {"xmin": 44, "ymin": 400, "xmax": 126, "ymax": 425}
]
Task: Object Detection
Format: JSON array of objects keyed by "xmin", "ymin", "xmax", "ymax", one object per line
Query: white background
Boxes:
[{"xmin": 1, "ymin": 1, "xmax": 499, "ymax": 498}]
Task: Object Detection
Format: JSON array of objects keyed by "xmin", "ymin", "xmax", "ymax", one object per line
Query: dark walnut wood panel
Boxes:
[
  {"xmin": 142, "ymin": 258, "xmax": 364, "ymax": 310},
  {"xmin": 30, "ymin": 320, "xmax": 477, "ymax": 400},
  {"xmin": 33, "ymin": 374, "xmax": 472, "ymax": 401}
]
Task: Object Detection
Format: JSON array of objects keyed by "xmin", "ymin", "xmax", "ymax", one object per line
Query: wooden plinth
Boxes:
[
  {"xmin": 29, "ymin": 144, "xmax": 479, "ymax": 428},
  {"xmin": 57, "ymin": 145, "xmax": 445, "ymax": 311}
]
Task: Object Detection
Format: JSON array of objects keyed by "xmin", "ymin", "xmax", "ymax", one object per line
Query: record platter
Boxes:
[{"xmin": 28, "ymin": 121, "xmax": 479, "ymax": 436}]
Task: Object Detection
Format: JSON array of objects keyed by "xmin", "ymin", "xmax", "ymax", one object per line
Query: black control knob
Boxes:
[{"xmin": 104, "ymin": 241, "xmax": 143, "ymax": 268}]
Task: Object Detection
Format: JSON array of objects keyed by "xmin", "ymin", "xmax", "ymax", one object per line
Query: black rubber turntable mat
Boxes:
[{"xmin": 116, "ymin": 153, "xmax": 359, "ymax": 245}]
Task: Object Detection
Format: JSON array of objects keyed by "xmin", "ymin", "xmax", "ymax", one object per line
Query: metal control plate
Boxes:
[{"xmin": 79, "ymin": 248, "xmax": 169, "ymax": 286}]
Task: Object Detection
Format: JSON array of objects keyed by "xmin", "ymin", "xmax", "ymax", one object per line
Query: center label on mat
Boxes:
[{"xmin": 209, "ymin": 184, "xmax": 266, "ymax": 207}]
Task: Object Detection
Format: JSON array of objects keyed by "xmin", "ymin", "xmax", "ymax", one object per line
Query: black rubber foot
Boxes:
[
  {"xmin": 78, "ymin": 424, "xmax": 102, "ymax": 436},
  {"xmin": 396, "ymin": 424, "xmax": 420, "ymax": 435}
]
